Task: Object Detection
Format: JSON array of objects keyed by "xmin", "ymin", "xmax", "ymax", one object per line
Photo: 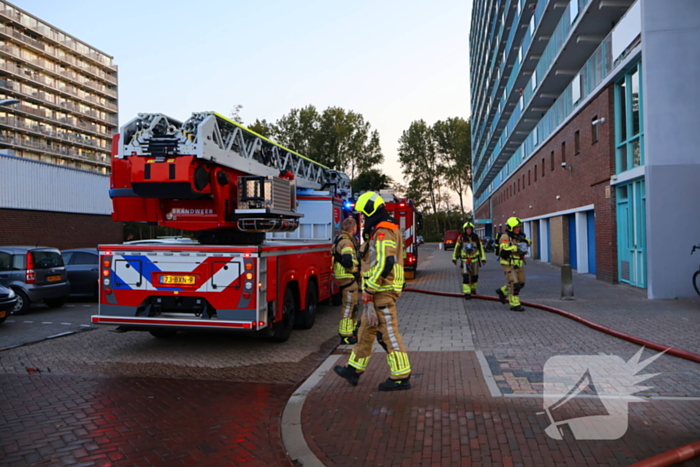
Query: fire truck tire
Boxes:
[
  {"xmin": 295, "ymin": 284, "xmax": 317, "ymax": 330},
  {"xmin": 271, "ymin": 287, "xmax": 295, "ymax": 342},
  {"xmin": 149, "ymin": 328, "xmax": 178, "ymax": 338}
]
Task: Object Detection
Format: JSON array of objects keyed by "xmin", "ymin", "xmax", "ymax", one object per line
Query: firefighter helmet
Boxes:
[
  {"xmin": 463, "ymin": 221, "xmax": 475, "ymax": 231},
  {"xmin": 506, "ymin": 216, "xmax": 523, "ymax": 232},
  {"xmin": 355, "ymin": 191, "xmax": 385, "ymax": 217}
]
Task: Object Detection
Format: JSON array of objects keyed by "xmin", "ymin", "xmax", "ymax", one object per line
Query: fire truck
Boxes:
[
  {"xmin": 91, "ymin": 112, "xmax": 352, "ymax": 342},
  {"xmin": 377, "ymin": 191, "xmax": 422, "ymax": 279}
]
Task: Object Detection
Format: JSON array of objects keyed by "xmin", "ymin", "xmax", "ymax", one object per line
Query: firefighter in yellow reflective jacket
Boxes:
[
  {"xmin": 452, "ymin": 221, "xmax": 486, "ymax": 299},
  {"xmin": 333, "ymin": 217, "xmax": 360, "ymax": 345},
  {"xmin": 495, "ymin": 217, "xmax": 532, "ymax": 312},
  {"xmin": 334, "ymin": 191, "xmax": 411, "ymax": 391}
]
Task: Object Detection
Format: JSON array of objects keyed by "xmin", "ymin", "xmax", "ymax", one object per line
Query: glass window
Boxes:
[
  {"xmin": 31, "ymin": 250, "xmax": 64, "ymax": 269},
  {"xmin": 575, "ymin": 130, "xmax": 580, "ymax": 154},
  {"xmin": 631, "ymin": 139, "xmax": 641, "ymax": 168},
  {"xmin": 614, "ymin": 62, "xmax": 644, "ymax": 174},
  {"xmin": 618, "ymin": 80, "xmax": 627, "ymax": 142},
  {"xmin": 619, "ymin": 145, "xmax": 628, "ymax": 172},
  {"xmin": 0, "ymin": 252, "xmax": 11, "ymax": 271},
  {"xmin": 72, "ymin": 252, "xmax": 98, "ymax": 265},
  {"xmin": 62, "ymin": 252, "xmax": 73, "ymax": 264},
  {"xmin": 631, "ymin": 69, "xmax": 640, "ymax": 136},
  {"xmin": 592, "ymin": 116, "xmax": 599, "ymax": 143}
]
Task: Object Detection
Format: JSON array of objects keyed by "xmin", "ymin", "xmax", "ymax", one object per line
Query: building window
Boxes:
[
  {"xmin": 541, "ymin": 158, "xmax": 545, "ymax": 177},
  {"xmin": 550, "ymin": 151, "xmax": 554, "ymax": 171},
  {"xmin": 528, "ymin": 170, "xmax": 531, "ymax": 185},
  {"xmin": 518, "ymin": 179, "xmax": 520, "ymax": 192},
  {"xmin": 575, "ymin": 130, "xmax": 580, "ymax": 154},
  {"xmin": 535, "ymin": 165, "xmax": 538, "ymax": 181},
  {"xmin": 615, "ymin": 61, "xmax": 644, "ymax": 173},
  {"xmin": 561, "ymin": 141, "xmax": 566, "ymax": 164},
  {"xmin": 592, "ymin": 116, "xmax": 599, "ymax": 143}
]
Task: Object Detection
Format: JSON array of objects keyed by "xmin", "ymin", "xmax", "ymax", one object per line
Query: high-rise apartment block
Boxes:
[
  {"xmin": 0, "ymin": 0, "xmax": 117, "ymax": 173},
  {"xmin": 470, "ymin": 0, "xmax": 700, "ymax": 298}
]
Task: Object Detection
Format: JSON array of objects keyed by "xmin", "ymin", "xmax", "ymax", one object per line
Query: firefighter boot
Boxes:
[
  {"xmin": 378, "ymin": 375, "xmax": 411, "ymax": 391},
  {"xmin": 509, "ymin": 295, "xmax": 525, "ymax": 312},
  {"xmin": 496, "ymin": 287, "xmax": 508, "ymax": 305},
  {"xmin": 462, "ymin": 283, "xmax": 472, "ymax": 300},
  {"xmin": 334, "ymin": 365, "xmax": 361, "ymax": 386}
]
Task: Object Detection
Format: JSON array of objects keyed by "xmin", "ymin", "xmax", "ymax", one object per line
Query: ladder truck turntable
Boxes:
[{"xmin": 92, "ymin": 112, "xmax": 352, "ymax": 342}]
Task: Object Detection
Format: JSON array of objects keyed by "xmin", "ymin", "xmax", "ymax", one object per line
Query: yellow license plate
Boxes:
[
  {"xmin": 47, "ymin": 275, "xmax": 61, "ymax": 282},
  {"xmin": 0, "ymin": 310, "xmax": 5, "ymax": 318},
  {"xmin": 160, "ymin": 275, "xmax": 196, "ymax": 285}
]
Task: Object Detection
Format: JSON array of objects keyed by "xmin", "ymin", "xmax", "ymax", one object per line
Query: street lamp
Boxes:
[{"xmin": 0, "ymin": 99, "xmax": 19, "ymax": 106}]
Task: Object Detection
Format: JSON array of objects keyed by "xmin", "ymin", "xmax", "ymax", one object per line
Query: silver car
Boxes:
[{"xmin": 0, "ymin": 246, "xmax": 71, "ymax": 315}]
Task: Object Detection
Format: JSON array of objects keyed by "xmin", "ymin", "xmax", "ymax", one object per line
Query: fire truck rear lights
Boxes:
[
  {"xmin": 245, "ymin": 273, "xmax": 253, "ymax": 280},
  {"xmin": 103, "ymin": 278, "xmax": 111, "ymax": 287},
  {"xmin": 245, "ymin": 263, "xmax": 253, "ymax": 271},
  {"xmin": 102, "ymin": 260, "xmax": 111, "ymax": 268},
  {"xmin": 258, "ymin": 321, "xmax": 264, "ymax": 327},
  {"xmin": 244, "ymin": 282, "xmax": 253, "ymax": 290},
  {"xmin": 243, "ymin": 292, "xmax": 251, "ymax": 299},
  {"xmin": 102, "ymin": 270, "xmax": 110, "ymax": 277},
  {"xmin": 244, "ymin": 253, "xmax": 251, "ymax": 258},
  {"xmin": 105, "ymin": 288, "xmax": 112, "ymax": 295}
]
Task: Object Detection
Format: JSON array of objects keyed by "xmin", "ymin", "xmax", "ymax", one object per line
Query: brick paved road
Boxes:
[
  {"xmin": 302, "ymin": 244, "xmax": 700, "ymax": 466},
  {"xmin": 0, "ymin": 375, "xmax": 294, "ymax": 466},
  {"xmin": 0, "ymin": 303, "xmax": 340, "ymax": 466}
]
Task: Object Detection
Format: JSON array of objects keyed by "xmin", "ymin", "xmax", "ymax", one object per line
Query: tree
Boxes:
[
  {"xmin": 247, "ymin": 118, "xmax": 275, "ymax": 139},
  {"xmin": 273, "ymin": 105, "xmax": 322, "ymax": 159},
  {"xmin": 432, "ymin": 117, "xmax": 471, "ymax": 215},
  {"xmin": 398, "ymin": 120, "xmax": 446, "ymax": 232},
  {"xmin": 350, "ymin": 169, "xmax": 392, "ymax": 193},
  {"xmin": 229, "ymin": 104, "xmax": 244, "ymax": 124}
]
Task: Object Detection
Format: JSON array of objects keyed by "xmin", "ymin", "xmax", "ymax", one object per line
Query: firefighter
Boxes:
[
  {"xmin": 334, "ymin": 191, "xmax": 411, "ymax": 391},
  {"xmin": 495, "ymin": 217, "xmax": 532, "ymax": 312},
  {"xmin": 452, "ymin": 222, "xmax": 486, "ymax": 299},
  {"xmin": 333, "ymin": 217, "xmax": 360, "ymax": 345}
]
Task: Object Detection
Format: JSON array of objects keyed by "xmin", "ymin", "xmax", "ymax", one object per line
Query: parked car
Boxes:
[
  {"xmin": 442, "ymin": 230, "xmax": 460, "ymax": 250},
  {"xmin": 0, "ymin": 246, "xmax": 71, "ymax": 315},
  {"xmin": 0, "ymin": 285, "xmax": 17, "ymax": 324},
  {"xmin": 61, "ymin": 248, "xmax": 99, "ymax": 297},
  {"xmin": 123, "ymin": 237, "xmax": 199, "ymax": 245},
  {"xmin": 417, "ymin": 236, "xmax": 425, "ymax": 245}
]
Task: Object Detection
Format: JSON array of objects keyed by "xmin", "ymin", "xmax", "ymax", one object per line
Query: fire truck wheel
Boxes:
[
  {"xmin": 295, "ymin": 284, "xmax": 317, "ymax": 330},
  {"xmin": 271, "ymin": 287, "xmax": 295, "ymax": 342},
  {"xmin": 149, "ymin": 328, "xmax": 178, "ymax": 338}
]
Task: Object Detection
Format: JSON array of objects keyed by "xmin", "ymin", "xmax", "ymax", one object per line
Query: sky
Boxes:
[{"xmin": 13, "ymin": 0, "xmax": 472, "ymax": 204}]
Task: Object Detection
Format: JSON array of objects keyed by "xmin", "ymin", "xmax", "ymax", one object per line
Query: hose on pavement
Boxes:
[{"xmin": 403, "ymin": 286, "xmax": 700, "ymax": 467}]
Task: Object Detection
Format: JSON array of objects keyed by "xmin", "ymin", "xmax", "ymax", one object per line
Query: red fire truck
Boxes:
[
  {"xmin": 378, "ymin": 191, "xmax": 422, "ymax": 280},
  {"xmin": 91, "ymin": 112, "xmax": 352, "ymax": 342}
]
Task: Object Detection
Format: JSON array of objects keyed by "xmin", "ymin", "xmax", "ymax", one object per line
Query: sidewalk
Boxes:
[{"xmin": 289, "ymin": 244, "xmax": 700, "ymax": 467}]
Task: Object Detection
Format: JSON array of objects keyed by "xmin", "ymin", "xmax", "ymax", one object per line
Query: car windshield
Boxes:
[{"xmin": 31, "ymin": 250, "xmax": 64, "ymax": 269}]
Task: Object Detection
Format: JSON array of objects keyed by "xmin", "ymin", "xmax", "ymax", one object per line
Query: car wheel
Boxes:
[
  {"xmin": 45, "ymin": 296, "xmax": 68, "ymax": 308},
  {"xmin": 149, "ymin": 328, "xmax": 178, "ymax": 338},
  {"xmin": 270, "ymin": 287, "xmax": 295, "ymax": 342},
  {"xmin": 295, "ymin": 284, "xmax": 317, "ymax": 330},
  {"xmin": 11, "ymin": 289, "xmax": 30, "ymax": 315}
]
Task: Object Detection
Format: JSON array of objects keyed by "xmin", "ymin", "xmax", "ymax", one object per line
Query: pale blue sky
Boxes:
[{"xmin": 13, "ymin": 0, "xmax": 472, "ymax": 192}]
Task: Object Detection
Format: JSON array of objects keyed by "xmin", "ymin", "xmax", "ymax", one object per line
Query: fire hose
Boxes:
[{"xmin": 403, "ymin": 287, "xmax": 700, "ymax": 466}]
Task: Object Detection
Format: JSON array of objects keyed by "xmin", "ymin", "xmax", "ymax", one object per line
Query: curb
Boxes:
[{"xmin": 282, "ymin": 354, "xmax": 341, "ymax": 467}]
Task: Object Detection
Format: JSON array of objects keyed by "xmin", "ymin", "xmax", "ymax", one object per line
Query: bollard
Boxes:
[
  {"xmin": 561, "ymin": 263, "xmax": 574, "ymax": 300},
  {"xmin": 439, "ymin": 242, "xmax": 443, "ymax": 250}
]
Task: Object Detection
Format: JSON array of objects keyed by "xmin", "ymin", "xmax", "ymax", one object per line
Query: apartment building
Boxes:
[
  {"xmin": 470, "ymin": 0, "xmax": 700, "ymax": 298},
  {"xmin": 0, "ymin": 0, "xmax": 117, "ymax": 174}
]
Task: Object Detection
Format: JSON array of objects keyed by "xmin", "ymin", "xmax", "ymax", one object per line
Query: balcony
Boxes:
[
  {"xmin": 475, "ymin": 0, "xmax": 635, "ymax": 196},
  {"xmin": 0, "ymin": 133, "xmax": 110, "ymax": 166}
]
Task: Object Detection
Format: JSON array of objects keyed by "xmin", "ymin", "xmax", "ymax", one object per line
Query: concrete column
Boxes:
[{"xmin": 641, "ymin": 0, "xmax": 700, "ymax": 298}]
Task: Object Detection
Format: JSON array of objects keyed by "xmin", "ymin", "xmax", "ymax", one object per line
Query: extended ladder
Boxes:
[{"xmin": 118, "ymin": 112, "xmax": 351, "ymax": 192}]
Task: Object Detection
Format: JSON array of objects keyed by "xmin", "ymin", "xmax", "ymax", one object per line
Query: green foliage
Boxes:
[
  {"xmin": 250, "ymin": 105, "xmax": 384, "ymax": 177},
  {"xmin": 350, "ymin": 169, "xmax": 392, "ymax": 193},
  {"xmin": 433, "ymin": 117, "xmax": 472, "ymax": 215},
  {"xmin": 420, "ymin": 210, "xmax": 474, "ymax": 242}
]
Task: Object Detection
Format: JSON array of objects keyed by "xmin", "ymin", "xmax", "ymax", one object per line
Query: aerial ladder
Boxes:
[{"xmin": 110, "ymin": 111, "xmax": 351, "ymax": 244}]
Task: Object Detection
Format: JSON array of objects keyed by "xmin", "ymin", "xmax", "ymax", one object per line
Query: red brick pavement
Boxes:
[
  {"xmin": 303, "ymin": 351, "xmax": 700, "ymax": 467},
  {"xmin": 0, "ymin": 375, "xmax": 294, "ymax": 467}
]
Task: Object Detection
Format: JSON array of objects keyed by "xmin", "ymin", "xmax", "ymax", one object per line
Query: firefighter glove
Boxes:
[{"xmin": 364, "ymin": 302, "xmax": 379, "ymax": 327}]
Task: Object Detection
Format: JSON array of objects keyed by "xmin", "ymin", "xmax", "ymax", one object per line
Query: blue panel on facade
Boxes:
[
  {"xmin": 568, "ymin": 214, "xmax": 577, "ymax": 269},
  {"xmin": 587, "ymin": 211, "xmax": 596, "ymax": 274},
  {"xmin": 546, "ymin": 219, "xmax": 551, "ymax": 262}
]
